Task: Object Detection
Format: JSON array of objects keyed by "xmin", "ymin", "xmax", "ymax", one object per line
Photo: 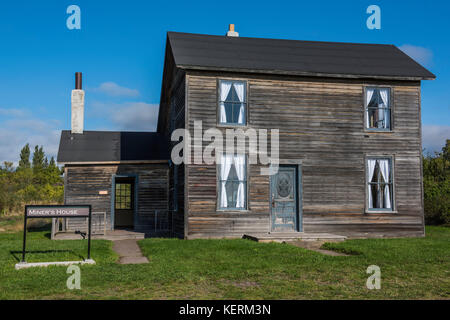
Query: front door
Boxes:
[
  {"xmin": 270, "ymin": 166, "xmax": 299, "ymax": 232},
  {"xmin": 114, "ymin": 178, "xmax": 135, "ymax": 228}
]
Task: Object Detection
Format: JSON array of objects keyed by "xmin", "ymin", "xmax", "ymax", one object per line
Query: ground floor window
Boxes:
[
  {"xmin": 218, "ymin": 154, "xmax": 247, "ymax": 209},
  {"xmin": 367, "ymin": 157, "xmax": 393, "ymax": 210}
]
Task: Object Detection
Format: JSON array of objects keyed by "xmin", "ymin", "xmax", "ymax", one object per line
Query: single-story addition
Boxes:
[{"xmin": 57, "ymin": 25, "xmax": 435, "ymax": 239}]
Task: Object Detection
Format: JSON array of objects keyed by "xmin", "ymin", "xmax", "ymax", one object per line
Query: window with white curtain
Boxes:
[
  {"xmin": 367, "ymin": 158, "xmax": 394, "ymax": 211},
  {"xmin": 218, "ymin": 80, "xmax": 247, "ymax": 125},
  {"xmin": 365, "ymin": 87, "xmax": 391, "ymax": 130},
  {"xmin": 218, "ymin": 154, "xmax": 247, "ymax": 209}
]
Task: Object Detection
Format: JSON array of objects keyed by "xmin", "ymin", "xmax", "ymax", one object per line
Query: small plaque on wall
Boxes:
[{"xmin": 99, "ymin": 190, "xmax": 108, "ymax": 195}]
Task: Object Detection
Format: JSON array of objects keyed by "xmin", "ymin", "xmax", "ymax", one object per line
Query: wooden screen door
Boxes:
[{"xmin": 270, "ymin": 166, "xmax": 299, "ymax": 232}]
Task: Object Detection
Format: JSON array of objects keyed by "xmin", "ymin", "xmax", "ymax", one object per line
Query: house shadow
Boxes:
[{"xmin": 27, "ymin": 222, "xmax": 52, "ymax": 239}]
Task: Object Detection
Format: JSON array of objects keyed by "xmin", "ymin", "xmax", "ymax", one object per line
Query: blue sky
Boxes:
[{"xmin": 0, "ymin": 0, "xmax": 448, "ymax": 164}]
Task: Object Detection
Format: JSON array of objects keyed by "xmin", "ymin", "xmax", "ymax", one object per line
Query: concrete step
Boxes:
[{"xmin": 243, "ymin": 232, "xmax": 347, "ymax": 243}]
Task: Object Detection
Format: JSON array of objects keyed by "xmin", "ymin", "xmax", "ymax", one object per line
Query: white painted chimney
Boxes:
[
  {"xmin": 226, "ymin": 24, "xmax": 239, "ymax": 37},
  {"xmin": 71, "ymin": 72, "xmax": 84, "ymax": 134}
]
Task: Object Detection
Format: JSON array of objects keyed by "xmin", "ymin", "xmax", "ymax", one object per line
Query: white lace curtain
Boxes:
[
  {"xmin": 366, "ymin": 88, "xmax": 374, "ymax": 128},
  {"xmin": 219, "ymin": 154, "xmax": 233, "ymax": 208},
  {"xmin": 219, "ymin": 81, "xmax": 232, "ymax": 124},
  {"xmin": 379, "ymin": 89, "xmax": 390, "ymax": 129},
  {"xmin": 233, "ymin": 82, "xmax": 245, "ymax": 124},
  {"xmin": 367, "ymin": 159, "xmax": 376, "ymax": 208},
  {"xmin": 378, "ymin": 159, "xmax": 392, "ymax": 209}
]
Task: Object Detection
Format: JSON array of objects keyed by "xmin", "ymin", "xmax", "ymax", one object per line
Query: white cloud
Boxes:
[
  {"xmin": 0, "ymin": 118, "xmax": 61, "ymax": 166},
  {"xmin": 90, "ymin": 101, "xmax": 159, "ymax": 131},
  {"xmin": 92, "ymin": 82, "xmax": 140, "ymax": 97},
  {"xmin": 399, "ymin": 44, "xmax": 433, "ymax": 67},
  {"xmin": 422, "ymin": 125, "xmax": 450, "ymax": 154},
  {"xmin": 0, "ymin": 107, "xmax": 30, "ymax": 117}
]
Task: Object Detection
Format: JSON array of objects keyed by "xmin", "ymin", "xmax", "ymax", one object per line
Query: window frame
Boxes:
[
  {"xmin": 217, "ymin": 79, "xmax": 248, "ymax": 127},
  {"xmin": 363, "ymin": 86, "xmax": 394, "ymax": 132},
  {"xmin": 216, "ymin": 153, "xmax": 249, "ymax": 212},
  {"xmin": 114, "ymin": 182, "xmax": 134, "ymax": 210},
  {"xmin": 365, "ymin": 155, "xmax": 396, "ymax": 213}
]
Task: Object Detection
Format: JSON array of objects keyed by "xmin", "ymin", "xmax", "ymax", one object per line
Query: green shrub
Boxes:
[{"xmin": 423, "ymin": 139, "xmax": 450, "ymax": 225}]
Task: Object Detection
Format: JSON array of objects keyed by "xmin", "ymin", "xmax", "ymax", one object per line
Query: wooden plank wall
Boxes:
[
  {"xmin": 64, "ymin": 163, "xmax": 170, "ymax": 235},
  {"xmin": 167, "ymin": 71, "xmax": 186, "ymax": 238},
  {"xmin": 185, "ymin": 71, "xmax": 424, "ymax": 238}
]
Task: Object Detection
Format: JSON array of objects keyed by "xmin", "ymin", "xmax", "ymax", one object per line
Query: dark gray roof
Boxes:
[
  {"xmin": 167, "ymin": 32, "xmax": 435, "ymax": 80},
  {"xmin": 57, "ymin": 131, "xmax": 169, "ymax": 163}
]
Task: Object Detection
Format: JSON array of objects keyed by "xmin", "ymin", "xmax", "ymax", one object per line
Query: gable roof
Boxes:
[
  {"xmin": 167, "ymin": 32, "xmax": 435, "ymax": 80},
  {"xmin": 57, "ymin": 131, "xmax": 169, "ymax": 164}
]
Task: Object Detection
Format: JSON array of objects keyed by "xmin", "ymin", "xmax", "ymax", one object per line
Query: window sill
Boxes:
[
  {"xmin": 216, "ymin": 209, "xmax": 250, "ymax": 213},
  {"xmin": 364, "ymin": 129, "xmax": 394, "ymax": 133},
  {"xmin": 365, "ymin": 210, "xmax": 398, "ymax": 214},
  {"xmin": 216, "ymin": 123, "xmax": 248, "ymax": 129}
]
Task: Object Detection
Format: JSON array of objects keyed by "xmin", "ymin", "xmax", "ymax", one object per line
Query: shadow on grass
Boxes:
[
  {"xmin": 27, "ymin": 223, "xmax": 52, "ymax": 239},
  {"xmin": 9, "ymin": 250, "xmax": 85, "ymax": 262}
]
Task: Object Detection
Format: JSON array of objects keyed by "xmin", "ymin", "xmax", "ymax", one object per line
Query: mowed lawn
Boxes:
[{"xmin": 0, "ymin": 226, "xmax": 448, "ymax": 299}]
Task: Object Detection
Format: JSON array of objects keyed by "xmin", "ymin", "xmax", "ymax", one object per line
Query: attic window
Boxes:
[
  {"xmin": 365, "ymin": 87, "xmax": 391, "ymax": 130},
  {"xmin": 218, "ymin": 80, "xmax": 247, "ymax": 125}
]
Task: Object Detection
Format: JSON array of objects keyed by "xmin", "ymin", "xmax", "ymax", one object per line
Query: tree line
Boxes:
[{"xmin": 0, "ymin": 144, "xmax": 63, "ymax": 215}]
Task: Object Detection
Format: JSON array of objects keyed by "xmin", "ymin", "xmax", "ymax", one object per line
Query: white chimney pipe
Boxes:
[
  {"xmin": 226, "ymin": 24, "xmax": 239, "ymax": 37},
  {"xmin": 71, "ymin": 72, "xmax": 84, "ymax": 134}
]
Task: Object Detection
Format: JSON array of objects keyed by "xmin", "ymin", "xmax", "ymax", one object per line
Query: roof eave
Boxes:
[
  {"xmin": 178, "ymin": 65, "xmax": 435, "ymax": 81},
  {"xmin": 58, "ymin": 160, "xmax": 169, "ymax": 166}
]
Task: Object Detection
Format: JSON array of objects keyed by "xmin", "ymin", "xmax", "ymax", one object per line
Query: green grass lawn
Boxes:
[{"xmin": 0, "ymin": 226, "xmax": 448, "ymax": 299}]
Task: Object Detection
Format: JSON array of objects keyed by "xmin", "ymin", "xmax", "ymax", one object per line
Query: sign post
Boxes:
[{"xmin": 17, "ymin": 205, "xmax": 95, "ymax": 269}]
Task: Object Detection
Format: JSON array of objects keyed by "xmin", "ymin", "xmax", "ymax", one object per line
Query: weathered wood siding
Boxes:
[
  {"xmin": 64, "ymin": 163, "xmax": 170, "ymax": 235},
  {"xmin": 166, "ymin": 72, "xmax": 186, "ymax": 238},
  {"xmin": 185, "ymin": 71, "xmax": 424, "ymax": 238}
]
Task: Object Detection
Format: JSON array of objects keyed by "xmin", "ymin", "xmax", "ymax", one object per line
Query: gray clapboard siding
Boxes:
[
  {"xmin": 183, "ymin": 71, "xmax": 424, "ymax": 238},
  {"xmin": 64, "ymin": 163, "xmax": 169, "ymax": 234}
]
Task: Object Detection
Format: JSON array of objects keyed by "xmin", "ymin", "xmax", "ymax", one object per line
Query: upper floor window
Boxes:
[
  {"xmin": 367, "ymin": 157, "xmax": 393, "ymax": 211},
  {"xmin": 365, "ymin": 87, "xmax": 391, "ymax": 130},
  {"xmin": 218, "ymin": 80, "xmax": 247, "ymax": 125}
]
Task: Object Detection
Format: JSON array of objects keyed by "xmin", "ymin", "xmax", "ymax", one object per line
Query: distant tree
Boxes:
[
  {"xmin": 49, "ymin": 157, "xmax": 56, "ymax": 168},
  {"xmin": 44, "ymin": 157, "xmax": 49, "ymax": 169},
  {"xmin": 32, "ymin": 145, "xmax": 45, "ymax": 171},
  {"xmin": 2, "ymin": 162, "xmax": 14, "ymax": 172},
  {"xmin": 18, "ymin": 144, "xmax": 31, "ymax": 169},
  {"xmin": 443, "ymin": 139, "xmax": 449, "ymax": 175}
]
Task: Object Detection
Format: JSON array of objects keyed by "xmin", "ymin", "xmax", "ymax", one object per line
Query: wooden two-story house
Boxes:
[
  {"xmin": 158, "ymin": 27, "xmax": 435, "ymax": 239},
  {"xmin": 58, "ymin": 26, "xmax": 435, "ymax": 239}
]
